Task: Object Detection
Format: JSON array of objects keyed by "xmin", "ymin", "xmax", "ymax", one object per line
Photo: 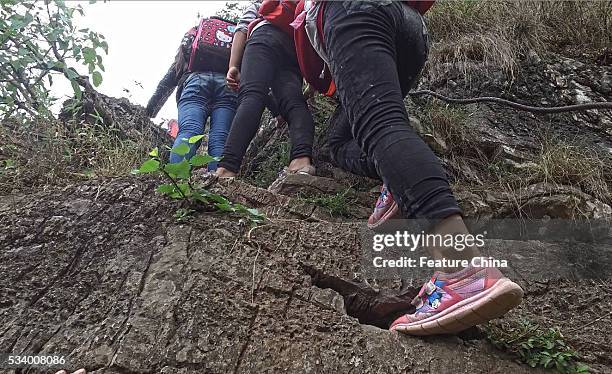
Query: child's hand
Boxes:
[{"xmin": 226, "ymin": 67, "xmax": 241, "ymax": 92}]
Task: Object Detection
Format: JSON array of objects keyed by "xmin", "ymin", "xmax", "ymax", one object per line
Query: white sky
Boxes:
[{"xmin": 61, "ymin": 1, "xmax": 244, "ymax": 124}]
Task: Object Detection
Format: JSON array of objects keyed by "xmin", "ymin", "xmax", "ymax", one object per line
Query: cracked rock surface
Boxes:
[{"xmin": 2, "ymin": 177, "xmax": 611, "ymax": 373}]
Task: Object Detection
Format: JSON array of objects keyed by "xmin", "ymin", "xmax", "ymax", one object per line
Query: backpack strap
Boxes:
[
  {"xmin": 247, "ymin": 18, "xmax": 265, "ymax": 38},
  {"xmin": 188, "ymin": 19, "xmax": 206, "ymax": 72},
  {"xmin": 209, "ymin": 15, "xmax": 237, "ymax": 25}
]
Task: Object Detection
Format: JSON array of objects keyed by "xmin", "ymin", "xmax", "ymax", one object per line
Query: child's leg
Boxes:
[
  {"xmin": 172, "ymin": 73, "xmax": 211, "ymax": 163},
  {"xmin": 271, "ymin": 67, "xmax": 314, "ymax": 170},
  {"xmin": 327, "ymin": 104, "xmax": 379, "ymax": 180},
  {"xmin": 323, "ymin": 2, "xmax": 460, "ymax": 222},
  {"xmin": 208, "ymin": 73, "xmax": 238, "ymax": 171},
  {"xmin": 323, "ymin": 2, "xmax": 522, "ymax": 335},
  {"xmin": 219, "ymin": 26, "xmax": 281, "ymax": 174}
]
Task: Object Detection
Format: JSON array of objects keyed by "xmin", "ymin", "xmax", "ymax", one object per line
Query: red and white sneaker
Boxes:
[
  {"xmin": 390, "ymin": 266, "xmax": 523, "ymax": 335},
  {"xmin": 367, "ymin": 185, "xmax": 399, "ymax": 229}
]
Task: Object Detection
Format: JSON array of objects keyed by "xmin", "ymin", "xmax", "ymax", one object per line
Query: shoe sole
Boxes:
[
  {"xmin": 392, "ymin": 278, "xmax": 523, "ymax": 335},
  {"xmin": 367, "ymin": 202, "xmax": 400, "ymax": 229}
]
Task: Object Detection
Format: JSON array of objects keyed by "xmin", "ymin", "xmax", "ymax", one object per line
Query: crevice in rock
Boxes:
[
  {"xmin": 301, "ymin": 263, "xmax": 418, "ymax": 329},
  {"xmin": 232, "ymin": 307, "xmax": 260, "ymax": 374}
]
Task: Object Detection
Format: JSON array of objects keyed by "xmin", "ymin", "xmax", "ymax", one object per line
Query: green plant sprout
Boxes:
[
  {"xmin": 174, "ymin": 208, "xmax": 195, "ymax": 223},
  {"xmin": 133, "ymin": 135, "xmax": 265, "ymax": 225}
]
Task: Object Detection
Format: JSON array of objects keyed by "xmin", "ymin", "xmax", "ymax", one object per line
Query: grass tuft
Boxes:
[
  {"xmin": 426, "ymin": 1, "xmax": 612, "ymax": 80},
  {"xmin": 485, "ymin": 320, "xmax": 590, "ymax": 373},
  {"xmin": 0, "ymin": 117, "xmax": 150, "ymax": 194},
  {"xmin": 249, "ymin": 141, "xmax": 291, "ymax": 188},
  {"xmin": 526, "ymin": 139, "xmax": 611, "ymax": 203},
  {"xmin": 299, "ymin": 189, "xmax": 354, "ymax": 218}
]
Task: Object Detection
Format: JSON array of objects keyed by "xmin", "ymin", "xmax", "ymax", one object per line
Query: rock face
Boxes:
[
  {"xmin": 0, "ymin": 179, "xmax": 523, "ymax": 373},
  {"xmin": 2, "ymin": 178, "xmax": 611, "ymax": 373},
  {"xmin": 59, "ymin": 89, "xmax": 172, "ymax": 150}
]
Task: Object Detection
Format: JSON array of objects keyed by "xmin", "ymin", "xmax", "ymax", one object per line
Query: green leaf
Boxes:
[
  {"xmin": 177, "ymin": 183, "xmax": 191, "ymax": 196},
  {"xmin": 3, "ymin": 159, "xmax": 15, "ymax": 169},
  {"xmin": 190, "ymin": 154, "xmax": 216, "ymax": 168},
  {"xmin": 65, "ymin": 68, "xmax": 79, "ymax": 80},
  {"xmin": 171, "ymin": 143, "xmax": 190, "ymax": 157},
  {"xmin": 540, "ymin": 357, "xmax": 553, "ymax": 368},
  {"xmin": 82, "ymin": 47, "xmax": 96, "ymax": 64},
  {"xmin": 138, "ymin": 159, "xmax": 160, "ymax": 173},
  {"xmin": 71, "ymin": 80, "xmax": 82, "ymax": 100},
  {"xmin": 247, "ymin": 208, "xmax": 261, "ymax": 216},
  {"xmin": 215, "ymin": 203, "xmax": 235, "ymax": 212},
  {"xmin": 188, "ymin": 134, "xmax": 205, "ymax": 144},
  {"xmin": 100, "ymin": 40, "xmax": 109, "ymax": 54},
  {"xmin": 191, "ymin": 191, "xmax": 209, "ymax": 204},
  {"xmin": 575, "ymin": 363, "xmax": 590, "ymax": 373},
  {"xmin": 167, "ymin": 192, "xmax": 181, "ymax": 199},
  {"xmin": 156, "ymin": 184, "xmax": 175, "ymax": 195},
  {"xmin": 208, "ymin": 193, "xmax": 229, "ymax": 205},
  {"xmin": 92, "ymin": 71, "xmax": 102, "ymax": 87},
  {"xmin": 149, "ymin": 147, "xmax": 159, "ymax": 158},
  {"xmin": 164, "ymin": 160, "xmax": 191, "ymax": 179}
]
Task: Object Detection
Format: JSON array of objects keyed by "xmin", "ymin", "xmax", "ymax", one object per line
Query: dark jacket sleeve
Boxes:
[{"xmin": 145, "ymin": 62, "xmax": 180, "ymax": 118}]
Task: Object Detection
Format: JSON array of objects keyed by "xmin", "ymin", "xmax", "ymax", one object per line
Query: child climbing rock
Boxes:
[
  {"xmin": 146, "ymin": 17, "xmax": 239, "ymax": 171},
  {"xmin": 215, "ymin": 0, "xmax": 316, "ymax": 178},
  {"xmin": 296, "ymin": 0, "xmax": 524, "ymax": 335}
]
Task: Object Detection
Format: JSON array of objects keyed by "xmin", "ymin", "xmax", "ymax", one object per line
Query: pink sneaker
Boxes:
[
  {"xmin": 368, "ymin": 185, "xmax": 399, "ymax": 229},
  {"xmin": 390, "ymin": 266, "xmax": 523, "ymax": 335}
]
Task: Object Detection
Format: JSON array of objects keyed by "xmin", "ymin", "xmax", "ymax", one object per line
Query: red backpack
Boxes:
[
  {"xmin": 292, "ymin": 1, "xmax": 334, "ymax": 96},
  {"xmin": 248, "ymin": 0, "xmax": 298, "ymax": 37},
  {"xmin": 292, "ymin": 0, "xmax": 435, "ymax": 96},
  {"xmin": 186, "ymin": 17, "xmax": 237, "ymax": 73},
  {"xmin": 406, "ymin": 0, "xmax": 436, "ymax": 15},
  {"xmin": 261, "ymin": 0, "xmax": 298, "ymax": 35}
]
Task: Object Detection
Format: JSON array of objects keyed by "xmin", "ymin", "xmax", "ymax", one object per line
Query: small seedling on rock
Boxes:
[
  {"xmin": 174, "ymin": 208, "xmax": 194, "ymax": 223},
  {"xmin": 132, "ymin": 136, "xmax": 265, "ymax": 225}
]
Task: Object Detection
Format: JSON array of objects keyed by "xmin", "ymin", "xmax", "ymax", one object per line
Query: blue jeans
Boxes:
[{"xmin": 171, "ymin": 72, "xmax": 238, "ymax": 171}]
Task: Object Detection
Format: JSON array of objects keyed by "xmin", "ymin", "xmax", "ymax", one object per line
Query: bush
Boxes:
[
  {"xmin": 0, "ymin": 117, "xmax": 148, "ymax": 194},
  {"xmin": 486, "ymin": 320, "xmax": 590, "ymax": 373}
]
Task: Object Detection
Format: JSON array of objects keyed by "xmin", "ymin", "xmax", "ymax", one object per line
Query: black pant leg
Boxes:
[
  {"xmin": 323, "ymin": 1, "xmax": 461, "ymax": 220},
  {"xmin": 327, "ymin": 104, "xmax": 380, "ymax": 179},
  {"xmin": 219, "ymin": 26, "xmax": 280, "ymax": 173}
]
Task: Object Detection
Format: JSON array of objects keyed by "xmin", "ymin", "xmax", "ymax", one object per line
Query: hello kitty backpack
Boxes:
[{"xmin": 186, "ymin": 17, "xmax": 236, "ymax": 74}]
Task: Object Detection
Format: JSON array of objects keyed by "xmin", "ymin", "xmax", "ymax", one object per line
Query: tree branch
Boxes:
[{"xmin": 0, "ymin": 65, "xmax": 35, "ymax": 107}]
